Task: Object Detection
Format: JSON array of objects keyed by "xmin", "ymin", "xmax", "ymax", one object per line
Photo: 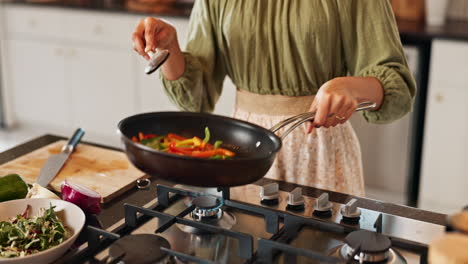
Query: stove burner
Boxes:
[
  {"xmin": 345, "ymin": 230, "xmax": 392, "ymax": 254},
  {"xmin": 328, "ymin": 230, "xmax": 406, "ymax": 263},
  {"xmin": 177, "ymin": 196, "xmax": 237, "ymax": 234},
  {"xmin": 334, "ymin": 245, "xmax": 407, "ymax": 264},
  {"xmin": 109, "ymin": 234, "xmax": 170, "ymax": 264},
  {"xmin": 191, "ymin": 196, "xmax": 223, "ymax": 221}
]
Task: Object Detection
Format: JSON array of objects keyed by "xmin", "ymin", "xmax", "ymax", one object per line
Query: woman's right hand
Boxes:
[
  {"xmin": 132, "ymin": 17, "xmax": 179, "ymax": 60},
  {"xmin": 132, "ymin": 17, "xmax": 185, "ymax": 80}
]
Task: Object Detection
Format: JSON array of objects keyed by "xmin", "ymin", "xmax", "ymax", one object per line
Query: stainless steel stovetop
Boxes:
[{"xmin": 59, "ymin": 183, "xmax": 446, "ymax": 264}]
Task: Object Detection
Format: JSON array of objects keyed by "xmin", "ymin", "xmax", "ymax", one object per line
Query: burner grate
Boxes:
[
  {"xmin": 58, "ymin": 184, "xmax": 432, "ymax": 264},
  {"xmin": 124, "ymin": 203, "xmax": 254, "ymax": 259}
]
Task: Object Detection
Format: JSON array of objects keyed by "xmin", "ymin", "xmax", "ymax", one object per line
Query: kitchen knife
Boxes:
[{"xmin": 37, "ymin": 128, "xmax": 85, "ymax": 187}]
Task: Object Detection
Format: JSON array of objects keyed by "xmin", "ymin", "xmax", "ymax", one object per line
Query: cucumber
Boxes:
[{"xmin": 0, "ymin": 174, "xmax": 29, "ymax": 202}]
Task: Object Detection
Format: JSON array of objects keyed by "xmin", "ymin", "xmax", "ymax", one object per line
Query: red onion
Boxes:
[{"xmin": 61, "ymin": 180, "xmax": 102, "ymax": 215}]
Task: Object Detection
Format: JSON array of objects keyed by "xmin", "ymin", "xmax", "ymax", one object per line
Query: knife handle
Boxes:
[{"xmin": 62, "ymin": 128, "xmax": 85, "ymax": 153}]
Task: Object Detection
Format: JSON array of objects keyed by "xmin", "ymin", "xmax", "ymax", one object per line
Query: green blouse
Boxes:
[{"xmin": 160, "ymin": 0, "xmax": 416, "ymax": 124}]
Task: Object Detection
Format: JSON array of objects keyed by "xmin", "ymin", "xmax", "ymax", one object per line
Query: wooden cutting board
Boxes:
[{"xmin": 0, "ymin": 140, "xmax": 147, "ymax": 203}]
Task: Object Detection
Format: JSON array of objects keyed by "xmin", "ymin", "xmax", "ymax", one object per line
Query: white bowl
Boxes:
[{"xmin": 0, "ymin": 198, "xmax": 86, "ymax": 264}]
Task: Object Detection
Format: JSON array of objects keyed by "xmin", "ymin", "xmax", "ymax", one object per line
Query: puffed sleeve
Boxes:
[
  {"xmin": 160, "ymin": 0, "xmax": 226, "ymax": 112},
  {"xmin": 337, "ymin": 0, "xmax": 416, "ymax": 124}
]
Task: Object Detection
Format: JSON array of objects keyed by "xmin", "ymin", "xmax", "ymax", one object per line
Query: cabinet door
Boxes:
[
  {"xmin": 419, "ymin": 40, "xmax": 468, "ymax": 213},
  {"xmin": 4, "ymin": 40, "xmax": 70, "ymax": 127},
  {"xmin": 4, "ymin": 5, "xmax": 65, "ymax": 40},
  {"xmin": 135, "ymin": 56, "xmax": 236, "ymax": 116},
  {"xmin": 134, "ymin": 54, "xmax": 179, "ymax": 113},
  {"xmin": 134, "ymin": 18, "xmax": 191, "ymax": 113},
  {"xmin": 68, "ymin": 46, "xmax": 136, "ymax": 139}
]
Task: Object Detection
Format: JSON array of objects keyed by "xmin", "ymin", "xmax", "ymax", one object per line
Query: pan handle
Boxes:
[{"xmin": 270, "ymin": 101, "xmax": 377, "ymax": 139}]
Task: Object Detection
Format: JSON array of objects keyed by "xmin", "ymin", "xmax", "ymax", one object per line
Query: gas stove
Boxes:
[{"xmin": 57, "ymin": 182, "xmax": 445, "ymax": 264}]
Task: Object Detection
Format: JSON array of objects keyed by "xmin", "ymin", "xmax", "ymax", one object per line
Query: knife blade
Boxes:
[{"xmin": 37, "ymin": 128, "xmax": 85, "ymax": 187}]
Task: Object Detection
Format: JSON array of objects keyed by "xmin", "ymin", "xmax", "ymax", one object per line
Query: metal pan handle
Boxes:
[{"xmin": 270, "ymin": 101, "xmax": 377, "ymax": 139}]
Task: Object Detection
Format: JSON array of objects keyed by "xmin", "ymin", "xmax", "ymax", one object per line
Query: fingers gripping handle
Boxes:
[{"xmin": 270, "ymin": 102, "xmax": 377, "ymax": 139}]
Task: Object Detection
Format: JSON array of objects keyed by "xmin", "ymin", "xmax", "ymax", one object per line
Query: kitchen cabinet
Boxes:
[
  {"xmin": 419, "ymin": 39, "xmax": 468, "ymax": 213},
  {"xmin": 3, "ymin": 40, "xmax": 71, "ymax": 128},
  {"xmin": 1, "ymin": 6, "xmax": 140, "ymax": 145},
  {"xmin": 0, "ymin": 5, "xmax": 236, "ymax": 146},
  {"xmin": 68, "ymin": 46, "xmax": 136, "ymax": 138}
]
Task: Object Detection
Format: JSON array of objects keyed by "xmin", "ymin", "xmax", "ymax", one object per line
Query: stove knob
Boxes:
[
  {"xmin": 286, "ymin": 187, "xmax": 305, "ymax": 211},
  {"xmin": 260, "ymin": 183, "xmax": 279, "ymax": 205},
  {"xmin": 313, "ymin": 193, "xmax": 333, "ymax": 217},
  {"xmin": 341, "ymin": 198, "xmax": 361, "ymax": 224}
]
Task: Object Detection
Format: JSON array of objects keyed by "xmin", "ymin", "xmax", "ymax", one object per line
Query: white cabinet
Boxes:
[
  {"xmin": 4, "ymin": 40, "xmax": 71, "ymax": 128},
  {"xmin": 133, "ymin": 17, "xmax": 236, "ymax": 116},
  {"xmin": 1, "ymin": 5, "xmax": 237, "ymax": 146},
  {"xmin": 1, "ymin": 6, "xmax": 143, "ymax": 145},
  {"xmin": 134, "ymin": 53, "xmax": 179, "ymax": 113},
  {"xmin": 419, "ymin": 39, "xmax": 468, "ymax": 214},
  {"xmin": 68, "ymin": 46, "xmax": 136, "ymax": 137},
  {"xmin": 3, "ymin": 6, "xmax": 65, "ymax": 40}
]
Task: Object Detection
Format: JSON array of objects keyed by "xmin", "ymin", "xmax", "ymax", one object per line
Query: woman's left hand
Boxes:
[
  {"xmin": 308, "ymin": 78, "xmax": 359, "ymax": 132},
  {"xmin": 307, "ymin": 77, "xmax": 384, "ymax": 132}
]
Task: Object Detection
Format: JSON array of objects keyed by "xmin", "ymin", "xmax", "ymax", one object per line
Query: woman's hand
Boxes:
[
  {"xmin": 307, "ymin": 77, "xmax": 384, "ymax": 132},
  {"xmin": 132, "ymin": 17, "xmax": 178, "ymax": 60},
  {"xmin": 132, "ymin": 17, "xmax": 186, "ymax": 80}
]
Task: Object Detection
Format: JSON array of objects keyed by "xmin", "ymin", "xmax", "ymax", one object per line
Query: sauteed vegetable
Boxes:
[
  {"xmin": 0, "ymin": 204, "xmax": 69, "ymax": 258},
  {"xmin": 132, "ymin": 127, "xmax": 235, "ymax": 159}
]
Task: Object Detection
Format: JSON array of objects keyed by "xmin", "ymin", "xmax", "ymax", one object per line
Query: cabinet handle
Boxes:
[
  {"xmin": 28, "ymin": 18, "xmax": 37, "ymax": 28},
  {"xmin": 435, "ymin": 93, "xmax": 444, "ymax": 103},
  {"xmin": 55, "ymin": 48, "xmax": 64, "ymax": 57},
  {"xmin": 68, "ymin": 48, "xmax": 77, "ymax": 57},
  {"xmin": 93, "ymin": 24, "xmax": 103, "ymax": 35}
]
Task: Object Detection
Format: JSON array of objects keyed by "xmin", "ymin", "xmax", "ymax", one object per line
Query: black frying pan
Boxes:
[{"xmin": 117, "ymin": 102, "xmax": 375, "ymax": 187}]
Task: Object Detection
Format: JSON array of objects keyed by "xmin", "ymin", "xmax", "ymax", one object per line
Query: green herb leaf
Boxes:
[{"xmin": 0, "ymin": 204, "xmax": 69, "ymax": 258}]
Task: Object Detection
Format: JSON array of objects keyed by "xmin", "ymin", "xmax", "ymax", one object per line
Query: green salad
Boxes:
[{"xmin": 0, "ymin": 205, "xmax": 70, "ymax": 258}]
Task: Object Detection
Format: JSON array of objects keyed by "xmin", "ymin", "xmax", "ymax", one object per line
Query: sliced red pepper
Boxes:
[
  {"xmin": 143, "ymin": 134, "xmax": 156, "ymax": 139},
  {"xmin": 215, "ymin": 148, "xmax": 235, "ymax": 157},
  {"xmin": 167, "ymin": 133, "xmax": 187, "ymax": 141},
  {"xmin": 191, "ymin": 150, "xmax": 217, "ymax": 158},
  {"xmin": 138, "ymin": 132, "xmax": 145, "ymax": 141},
  {"xmin": 169, "ymin": 142, "xmax": 195, "ymax": 155}
]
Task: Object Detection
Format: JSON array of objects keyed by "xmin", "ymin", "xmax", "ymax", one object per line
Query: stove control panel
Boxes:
[
  {"xmin": 313, "ymin": 193, "xmax": 333, "ymax": 217},
  {"xmin": 260, "ymin": 183, "xmax": 279, "ymax": 205},
  {"xmin": 286, "ymin": 187, "xmax": 305, "ymax": 211},
  {"xmin": 340, "ymin": 198, "xmax": 361, "ymax": 224}
]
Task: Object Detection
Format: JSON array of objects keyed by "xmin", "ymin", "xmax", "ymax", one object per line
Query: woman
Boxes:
[{"xmin": 132, "ymin": 0, "xmax": 415, "ymax": 196}]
